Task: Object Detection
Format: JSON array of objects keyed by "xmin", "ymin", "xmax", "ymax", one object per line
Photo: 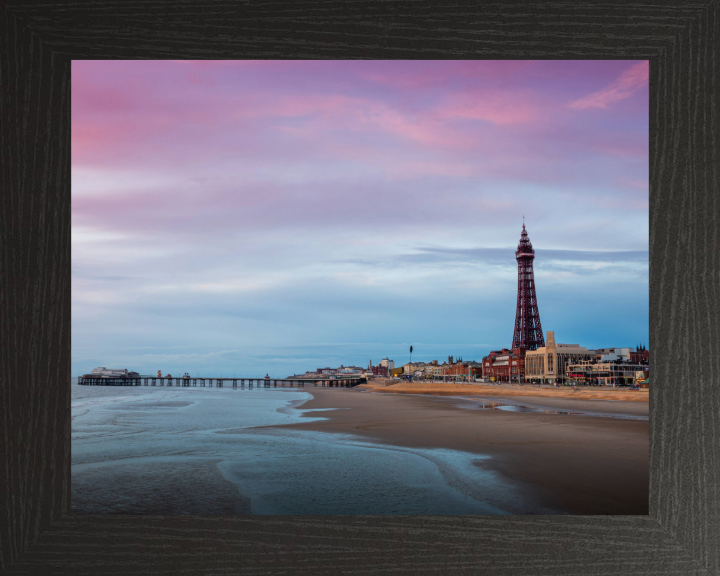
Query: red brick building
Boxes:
[
  {"xmin": 371, "ymin": 365, "xmax": 389, "ymax": 377},
  {"xmin": 630, "ymin": 345, "xmax": 649, "ymax": 364},
  {"xmin": 482, "ymin": 348, "xmax": 526, "ymax": 383}
]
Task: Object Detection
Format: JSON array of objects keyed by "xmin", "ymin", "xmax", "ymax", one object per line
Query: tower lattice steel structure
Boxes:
[{"xmin": 511, "ymin": 223, "xmax": 545, "ymax": 351}]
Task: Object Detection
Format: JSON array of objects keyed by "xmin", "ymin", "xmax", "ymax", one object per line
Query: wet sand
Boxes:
[{"xmin": 274, "ymin": 387, "xmax": 649, "ymax": 515}]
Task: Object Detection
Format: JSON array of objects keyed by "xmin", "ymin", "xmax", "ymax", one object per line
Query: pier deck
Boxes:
[{"xmin": 77, "ymin": 376, "xmax": 366, "ymax": 388}]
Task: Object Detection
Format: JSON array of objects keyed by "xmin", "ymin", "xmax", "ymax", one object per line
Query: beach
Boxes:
[
  {"xmin": 364, "ymin": 379, "xmax": 650, "ymax": 402},
  {"xmin": 273, "ymin": 385, "xmax": 649, "ymax": 515}
]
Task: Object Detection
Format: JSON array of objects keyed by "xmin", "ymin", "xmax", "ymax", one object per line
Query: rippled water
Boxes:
[{"xmin": 72, "ymin": 382, "xmax": 546, "ymax": 515}]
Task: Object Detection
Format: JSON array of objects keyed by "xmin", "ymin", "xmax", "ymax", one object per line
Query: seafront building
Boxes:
[
  {"xmin": 428, "ymin": 361, "xmax": 444, "ymax": 379},
  {"xmin": 566, "ymin": 345, "xmax": 650, "ymax": 386},
  {"xmin": 482, "ymin": 349, "xmax": 526, "ymax": 383},
  {"xmin": 316, "ymin": 367, "xmax": 338, "ymax": 375},
  {"xmin": 524, "ymin": 332, "xmax": 597, "ymax": 384},
  {"xmin": 370, "ymin": 365, "xmax": 389, "ymax": 377},
  {"xmin": 403, "ymin": 362, "xmax": 426, "ymax": 375},
  {"xmin": 88, "ymin": 367, "xmax": 140, "ymax": 378},
  {"xmin": 443, "ymin": 359, "xmax": 482, "ymax": 381},
  {"xmin": 566, "ymin": 359, "xmax": 649, "ymax": 386},
  {"xmin": 315, "ymin": 365, "xmax": 364, "ymax": 376}
]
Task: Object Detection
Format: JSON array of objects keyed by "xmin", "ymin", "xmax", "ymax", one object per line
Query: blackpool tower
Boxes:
[{"xmin": 511, "ymin": 222, "xmax": 545, "ymax": 350}]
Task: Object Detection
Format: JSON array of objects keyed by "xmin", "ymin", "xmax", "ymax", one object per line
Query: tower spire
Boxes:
[{"xmin": 511, "ymin": 222, "xmax": 544, "ymax": 351}]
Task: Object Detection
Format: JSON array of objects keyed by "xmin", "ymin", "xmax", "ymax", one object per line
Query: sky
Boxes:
[{"xmin": 71, "ymin": 60, "xmax": 649, "ymax": 378}]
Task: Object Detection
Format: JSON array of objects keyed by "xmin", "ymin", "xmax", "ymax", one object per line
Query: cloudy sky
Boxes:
[{"xmin": 72, "ymin": 60, "xmax": 648, "ymax": 377}]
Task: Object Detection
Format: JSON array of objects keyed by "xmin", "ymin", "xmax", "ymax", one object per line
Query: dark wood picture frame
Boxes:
[{"xmin": 1, "ymin": 2, "xmax": 718, "ymax": 574}]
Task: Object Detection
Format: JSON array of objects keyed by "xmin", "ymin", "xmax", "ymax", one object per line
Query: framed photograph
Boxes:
[
  {"xmin": 2, "ymin": 2, "xmax": 718, "ymax": 574},
  {"xmin": 70, "ymin": 58, "xmax": 649, "ymax": 519}
]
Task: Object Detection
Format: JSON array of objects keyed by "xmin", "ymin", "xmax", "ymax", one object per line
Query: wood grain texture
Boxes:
[{"xmin": 1, "ymin": 1, "xmax": 717, "ymax": 574}]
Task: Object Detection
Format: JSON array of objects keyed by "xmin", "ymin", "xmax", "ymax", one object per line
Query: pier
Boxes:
[{"xmin": 77, "ymin": 375, "xmax": 366, "ymax": 388}]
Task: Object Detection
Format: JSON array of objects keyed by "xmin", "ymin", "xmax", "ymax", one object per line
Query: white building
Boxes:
[
  {"xmin": 379, "ymin": 358, "xmax": 395, "ymax": 370},
  {"xmin": 596, "ymin": 348, "xmax": 633, "ymax": 362},
  {"xmin": 89, "ymin": 367, "xmax": 139, "ymax": 378}
]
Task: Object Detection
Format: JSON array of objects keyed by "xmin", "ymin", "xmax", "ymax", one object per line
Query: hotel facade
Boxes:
[
  {"xmin": 482, "ymin": 348, "xmax": 526, "ymax": 383},
  {"xmin": 524, "ymin": 331, "xmax": 598, "ymax": 384}
]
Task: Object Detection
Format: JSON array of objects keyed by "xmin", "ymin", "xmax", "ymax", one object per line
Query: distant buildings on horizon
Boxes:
[
  {"xmin": 303, "ymin": 337, "xmax": 647, "ymax": 386},
  {"xmin": 290, "ymin": 358, "xmax": 396, "ymax": 380}
]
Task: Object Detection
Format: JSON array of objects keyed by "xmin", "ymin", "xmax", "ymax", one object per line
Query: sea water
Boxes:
[{"xmin": 72, "ymin": 381, "xmax": 551, "ymax": 515}]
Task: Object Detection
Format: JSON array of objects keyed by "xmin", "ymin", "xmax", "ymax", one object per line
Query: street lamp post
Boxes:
[{"xmin": 409, "ymin": 345, "xmax": 413, "ymax": 379}]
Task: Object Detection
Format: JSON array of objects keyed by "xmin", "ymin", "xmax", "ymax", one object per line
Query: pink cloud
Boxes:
[
  {"xmin": 569, "ymin": 61, "xmax": 649, "ymax": 110},
  {"xmin": 231, "ymin": 93, "xmax": 475, "ymax": 150},
  {"xmin": 438, "ymin": 89, "xmax": 540, "ymax": 125},
  {"xmin": 359, "ymin": 61, "xmax": 534, "ymax": 90}
]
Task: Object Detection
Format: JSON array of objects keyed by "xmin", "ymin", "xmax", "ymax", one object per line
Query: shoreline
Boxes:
[{"xmin": 273, "ymin": 387, "xmax": 649, "ymax": 515}]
